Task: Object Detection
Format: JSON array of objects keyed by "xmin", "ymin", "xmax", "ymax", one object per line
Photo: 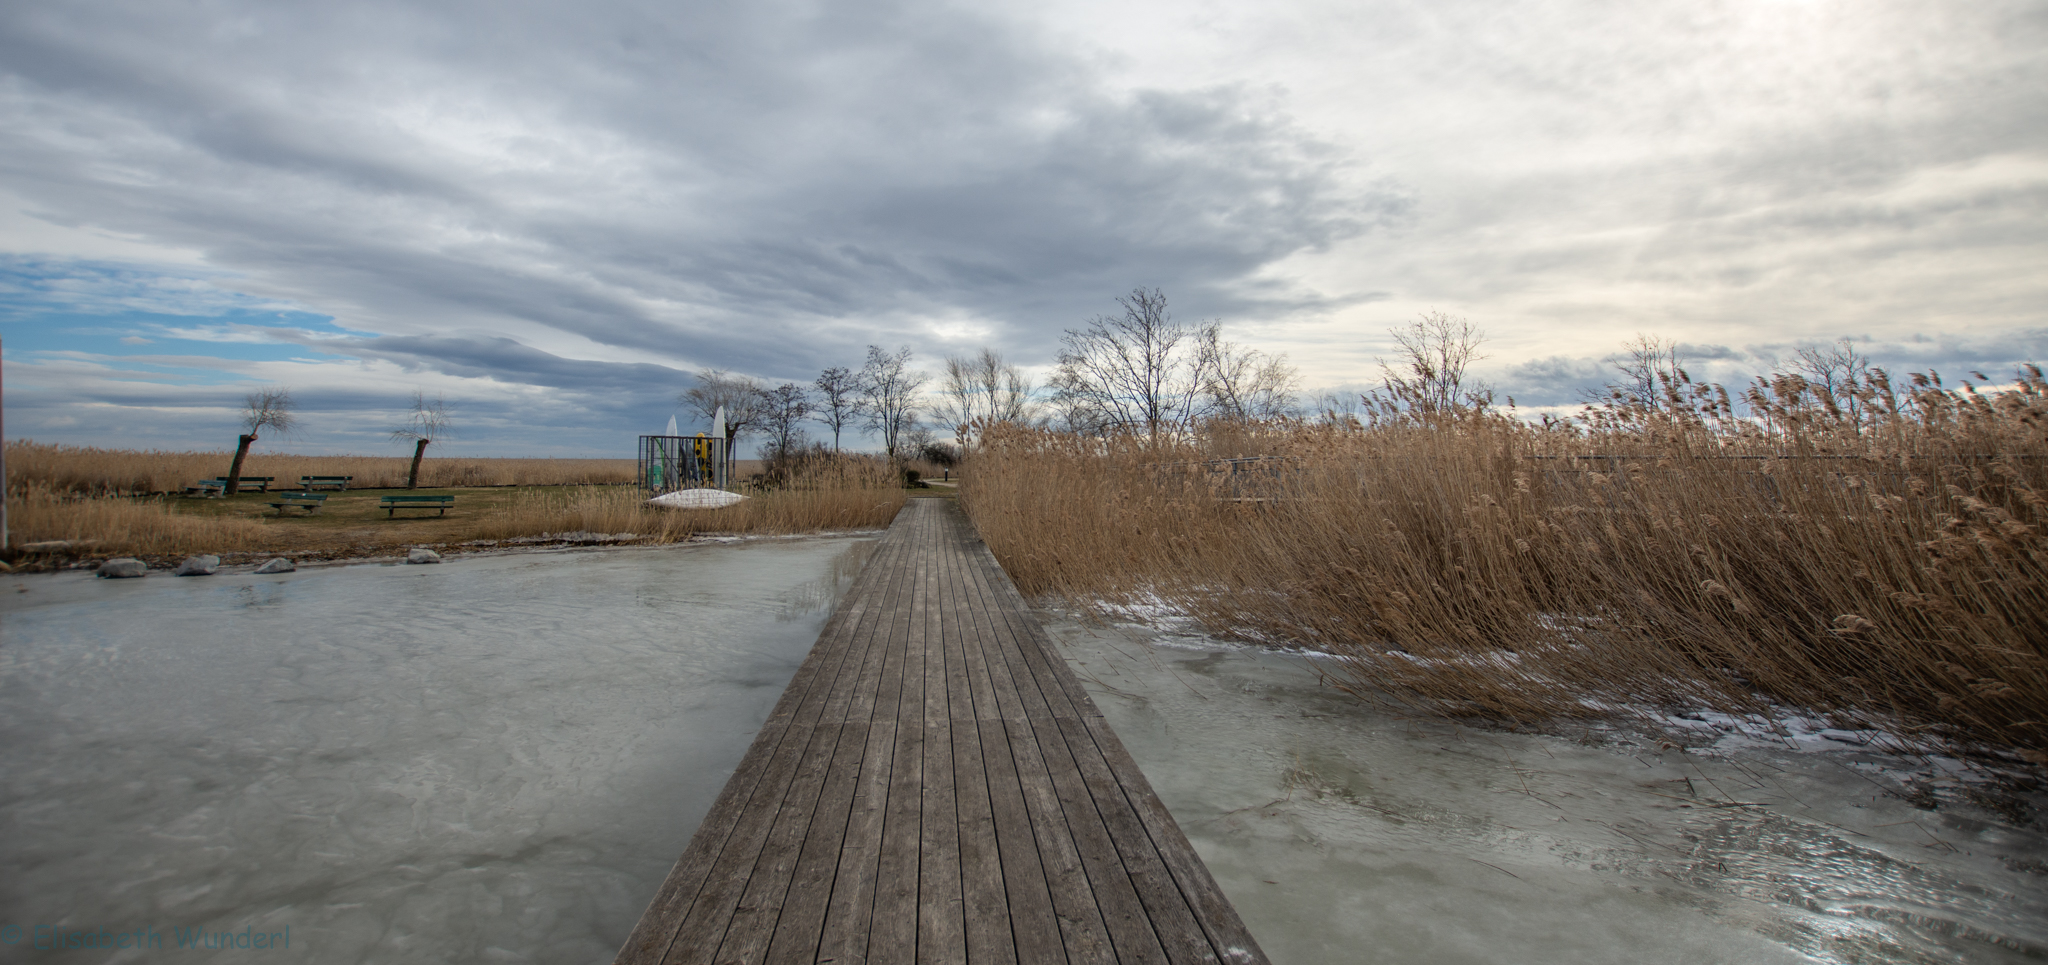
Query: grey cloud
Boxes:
[
  {"xmin": 1497, "ymin": 355, "xmax": 1610, "ymax": 406},
  {"xmin": 289, "ymin": 333, "xmax": 688, "ymax": 397},
  {"xmin": 1672, "ymin": 344, "xmax": 1744, "ymax": 362},
  {"xmin": 1488, "ymin": 328, "xmax": 2048, "ymax": 408},
  {"xmin": 0, "ymin": 0, "xmax": 1396, "ymax": 387}
]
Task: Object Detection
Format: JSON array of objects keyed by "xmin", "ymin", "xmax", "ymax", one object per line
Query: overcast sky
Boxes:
[{"xmin": 3, "ymin": 0, "xmax": 2043, "ymax": 456}]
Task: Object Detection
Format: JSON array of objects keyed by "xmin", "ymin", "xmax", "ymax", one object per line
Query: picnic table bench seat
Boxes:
[
  {"xmin": 186, "ymin": 476, "xmax": 278, "ymax": 495},
  {"xmin": 266, "ymin": 492, "xmax": 329, "ymax": 515},
  {"xmin": 380, "ymin": 494, "xmax": 455, "ymax": 517},
  {"xmin": 299, "ymin": 475, "xmax": 354, "ymax": 490}
]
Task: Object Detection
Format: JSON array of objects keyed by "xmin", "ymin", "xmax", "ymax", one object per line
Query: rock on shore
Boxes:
[{"xmin": 95, "ymin": 558, "xmax": 149, "ymax": 579}]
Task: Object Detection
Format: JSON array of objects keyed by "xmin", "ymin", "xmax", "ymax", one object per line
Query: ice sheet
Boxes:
[
  {"xmin": 1040, "ymin": 615, "xmax": 2048, "ymax": 965},
  {"xmin": 0, "ymin": 538, "xmax": 872, "ymax": 963}
]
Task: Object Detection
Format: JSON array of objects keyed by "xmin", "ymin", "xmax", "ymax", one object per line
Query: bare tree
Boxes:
[
  {"xmin": 224, "ymin": 387, "xmax": 297, "ymax": 495},
  {"xmin": 1195, "ymin": 326, "xmax": 1300, "ymax": 422},
  {"xmin": 858, "ymin": 345, "xmax": 928, "ymax": 460},
  {"xmin": 1313, "ymin": 390, "xmax": 1364, "ymax": 428},
  {"xmin": 813, "ymin": 366, "xmax": 860, "ymax": 452},
  {"xmin": 681, "ymin": 369, "xmax": 765, "ymax": 476},
  {"xmin": 1794, "ymin": 338, "xmax": 1873, "ymax": 422},
  {"xmin": 389, "ymin": 391, "xmax": 453, "ymax": 490},
  {"xmin": 934, "ymin": 348, "xmax": 1038, "ymax": 447},
  {"xmin": 1584, "ymin": 334, "xmax": 1686, "ymax": 410},
  {"xmin": 758, "ymin": 382, "xmax": 814, "ymax": 459},
  {"xmin": 1050, "ymin": 288, "xmax": 1204, "ymax": 442},
  {"xmin": 1375, "ymin": 311, "xmax": 1491, "ymax": 415}
]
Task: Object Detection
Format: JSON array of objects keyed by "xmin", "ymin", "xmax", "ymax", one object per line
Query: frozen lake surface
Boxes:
[
  {"xmin": 1040, "ymin": 612, "xmax": 2048, "ymax": 965},
  {"xmin": 0, "ymin": 538, "xmax": 872, "ymax": 963},
  {"xmin": 7, "ymin": 538, "xmax": 2045, "ymax": 964}
]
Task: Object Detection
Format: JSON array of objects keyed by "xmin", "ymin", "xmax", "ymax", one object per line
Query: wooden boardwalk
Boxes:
[{"xmin": 616, "ymin": 498, "xmax": 1268, "ymax": 965}]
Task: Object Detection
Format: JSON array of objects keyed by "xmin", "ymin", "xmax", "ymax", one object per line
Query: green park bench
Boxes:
[
  {"xmin": 380, "ymin": 494, "xmax": 456, "ymax": 518},
  {"xmin": 184, "ymin": 480, "xmax": 227, "ymax": 497},
  {"xmin": 266, "ymin": 492, "xmax": 329, "ymax": 515},
  {"xmin": 204, "ymin": 476, "xmax": 277, "ymax": 492},
  {"xmin": 299, "ymin": 475, "xmax": 355, "ymax": 490}
]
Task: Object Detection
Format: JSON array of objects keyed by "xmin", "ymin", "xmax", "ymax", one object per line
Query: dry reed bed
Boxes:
[
  {"xmin": 962, "ymin": 371, "xmax": 2048, "ymax": 756},
  {"xmin": 9, "ymin": 485, "xmax": 282, "ymax": 557},
  {"xmin": 5, "ymin": 442, "xmax": 637, "ymax": 494},
  {"xmin": 466, "ymin": 477, "xmax": 910, "ymax": 543}
]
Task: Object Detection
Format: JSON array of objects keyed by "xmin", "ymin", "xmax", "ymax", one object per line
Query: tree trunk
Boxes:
[
  {"xmin": 224, "ymin": 434, "xmax": 256, "ymax": 495},
  {"xmin": 407, "ymin": 438, "xmax": 429, "ymax": 489}
]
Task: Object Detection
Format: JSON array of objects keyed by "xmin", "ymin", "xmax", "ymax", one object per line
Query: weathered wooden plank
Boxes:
[
  {"xmin": 1083, "ymin": 715, "xmax": 1267, "ymax": 965},
  {"xmin": 1056, "ymin": 715, "xmax": 1219, "ymax": 965},
  {"xmin": 944, "ymin": 523, "xmax": 1006, "ymax": 723},
  {"xmin": 868, "ymin": 715, "xmax": 926, "ymax": 960},
  {"xmin": 917, "ymin": 521, "xmax": 969, "ymax": 963},
  {"xmin": 655, "ymin": 721, "xmax": 824, "ymax": 965},
  {"xmin": 1003, "ymin": 718, "xmax": 1121, "ymax": 965},
  {"xmin": 965, "ymin": 536, "xmax": 1100, "ymax": 719},
  {"xmin": 682, "ymin": 536, "xmax": 906, "ymax": 961},
  {"xmin": 815, "ymin": 519, "xmax": 923, "ymax": 964},
  {"xmin": 614, "ymin": 720, "xmax": 790, "ymax": 965},
  {"xmin": 1002, "ymin": 599, "xmax": 1096, "ymax": 721},
  {"xmin": 1031, "ymin": 714, "xmax": 1172, "ymax": 965},
  {"xmin": 827, "ymin": 531, "xmax": 915, "ymax": 724},
  {"xmin": 955, "ymin": 536, "xmax": 1061, "ymax": 722},
  {"xmin": 918, "ymin": 719, "xmax": 967, "ymax": 964},
  {"xmin": 977, "ymin": 717, "xmax": 1071, "ymax": 965},
  {"xmin": 815, "ymin": 717, "xmax": 899, "ymax": 965},
  {"xmin": 764, "ymin": 507, "xmax": 908, "ymax": 726},
  {"xmin": 763, "ymin": 719, "xmax": 870, "ymax": 965},
  {"xmin": 952, "ymin": 531, "xmax": 1093, "ymax": 723},
  {"xmin": 864, "ymin": 522, "xmax": 930, "ymax": 962},
  {"xmin": 953, "ymin": 717, "xmax": 1018, "ymax": 965},
  {"xmin": 714, "ymin": 719, "xmax": 849, "ymax": 963},
  {"xmin": 939, "ymin": 507, "xmax": 1122, "ymax": 962},
  {"xmin": 937, "ymin": 517, "xmax": 979, "ymax": 722}
]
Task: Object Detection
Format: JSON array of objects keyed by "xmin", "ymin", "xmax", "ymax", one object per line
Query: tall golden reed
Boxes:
[
  {"xmin": 470, "ymin": 462, "xmax": 910, "ymax": 542},
  {"xmin": 963, "ymin": 367, "xmax": 2048, "ymax": 754},
  {"xmin": 9, "ymin": 484, "xmax": 279, "ymax": 556}
]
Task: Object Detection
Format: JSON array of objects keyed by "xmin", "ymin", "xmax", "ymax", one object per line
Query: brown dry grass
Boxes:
[
  {"xmin": 4, "ymin": 442, "xmax": 635, "ymax": 494},
  {"xmin": 963, "ymin": 367, "xmax": 2048, "ymax": 755},
  {"xmin": 468, "ymin": 463, "xmax": 911, "ymax": 542},
  {"xmin": 7, "ymin": 454, "xmax": 910, "ymax": 561},
  {"xmin": 9, "ymin": 484, "xmax": 281, "ymax": 557}
]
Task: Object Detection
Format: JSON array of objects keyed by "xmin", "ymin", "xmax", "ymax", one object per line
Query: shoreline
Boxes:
[{"xmin": 1, "ymin": 526, "xmax": 891, "ymax": 575}]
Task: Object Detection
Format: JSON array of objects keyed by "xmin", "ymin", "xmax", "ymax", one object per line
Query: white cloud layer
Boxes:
[{"xmin": 1, "ymin": 0, "xmax": 2042, "ymax": 454}]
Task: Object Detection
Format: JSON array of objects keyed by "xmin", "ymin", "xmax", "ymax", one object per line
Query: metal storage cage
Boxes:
[{"xmin": 638, "ymin": 435, "xmax": 727, "ymax": 493}]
